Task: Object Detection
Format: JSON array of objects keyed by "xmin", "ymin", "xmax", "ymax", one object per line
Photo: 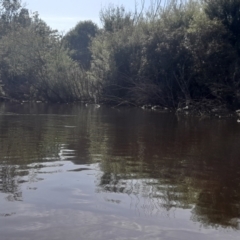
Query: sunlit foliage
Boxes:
[{"xmin": 1, "ymin": 0, "xmax": 240, "ymax": 110}]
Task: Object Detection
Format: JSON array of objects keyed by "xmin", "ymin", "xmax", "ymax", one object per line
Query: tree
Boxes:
[
  {"xmin": 0, "ymin": 0, "xmax": 22, "ymax": 22},
  {"xmin": 63, "ymin": 20, "xmax": 98, "ymax": 69},
  {"xmin": 100, "ymin": 5, "xmax": 133, "ymax": 32},
  {"xmin": 204, "ymin": 0, "xmax": 240, "ymax": 50}
]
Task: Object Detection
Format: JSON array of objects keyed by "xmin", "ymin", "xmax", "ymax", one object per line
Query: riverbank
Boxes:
[{"xmin": 1, "ymin": 96, "xmax": 240, "ymax": 121}]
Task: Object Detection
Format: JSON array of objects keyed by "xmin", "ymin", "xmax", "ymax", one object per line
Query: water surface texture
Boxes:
[{"xmin": 0, "ymin": 102, "xmax": 240, "ymax": 240}]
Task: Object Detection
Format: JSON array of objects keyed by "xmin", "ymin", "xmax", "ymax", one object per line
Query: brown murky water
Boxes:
[{"xmin": 0, "ymin": 102, "xmax": 240, "ymax": 240}]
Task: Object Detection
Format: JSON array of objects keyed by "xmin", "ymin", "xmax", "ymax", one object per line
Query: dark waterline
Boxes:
[{"xmin": 0, "ymin": 102, "xmax": 240, "ymax": 240}]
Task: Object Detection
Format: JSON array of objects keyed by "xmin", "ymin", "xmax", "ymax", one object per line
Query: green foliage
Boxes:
[
  {"xmin": 204, "ymin": 0, "xmax": 240, "ymax": 61},
  {"xmin": 1, "ymin": 0, "xmax": 240, "ymax": 109},
  {"xmin": 63, "ymin": 21, "xmax": 98, "ymax": 69},
  {"xmin": 35, "ymin": 42, "xmax": 91, "ymax": 102},
  {"xmin": 204, "ymin": 0, "xmax": 240, "ymax": 36},
  {"xmin": 0, "ymin": 0, "xmax": 21, "ymax": 21},
  {"xmin": 0, "ymin": 10, "xmax": 56, "ymax": 99},
  {"xmin": 100, "ymin": 5, "xmax": 133, "ymax": 32},
  {"xmin": 186, "ymin": 4, "xmax": 240, "ymax": 107},
  {"xmin": 90, "ymin": 1, "xmax": 199, "ymax": 106},
  {"xmin": 0, "ymin": 1, "xmax": 91, "ymax": 102},
  {"xmin": 89, "ymin": 0, "xmax": 240, "ymax": 109}
]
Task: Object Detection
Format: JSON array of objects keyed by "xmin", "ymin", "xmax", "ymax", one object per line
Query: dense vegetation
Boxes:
[{"xmin": 1, "ymin": 0, "xmax": 240, "ymax": 112}]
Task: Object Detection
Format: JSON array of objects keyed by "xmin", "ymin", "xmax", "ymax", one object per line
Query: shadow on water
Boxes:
[{"xmin": 0, "ymin": 102, "xmax": 240, "ymax": 231}]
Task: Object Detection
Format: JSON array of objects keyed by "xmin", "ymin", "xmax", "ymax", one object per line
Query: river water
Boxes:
[{"xmin": 0, "ymin": 102, "xmax": 240, "ymax": 240}]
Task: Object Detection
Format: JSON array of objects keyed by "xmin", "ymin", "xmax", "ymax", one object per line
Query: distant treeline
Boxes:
[{"xmin": 0, "ymin": 0, "xmax": 240, "ymax": 111}]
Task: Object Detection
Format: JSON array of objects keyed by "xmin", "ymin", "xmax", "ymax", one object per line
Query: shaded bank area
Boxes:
[{"xmin": 1, "ymin": 0, "xmax": 240, "ymax": 115}]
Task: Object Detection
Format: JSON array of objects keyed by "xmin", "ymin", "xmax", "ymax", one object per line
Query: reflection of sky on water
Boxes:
[
  {"xmin": 1, "ymin": 160, "xmax": 239, "ymax": 240},
  {"xmin": 0, "ymin": 102, "xmax": 240, "ymax": 239}
]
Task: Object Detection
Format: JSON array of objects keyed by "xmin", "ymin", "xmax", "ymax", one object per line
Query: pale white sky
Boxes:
[{"xmin": 26, "ymin": 0, "xmax": 145, "ymax": 33}]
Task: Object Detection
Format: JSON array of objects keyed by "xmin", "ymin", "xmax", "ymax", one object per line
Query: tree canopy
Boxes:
[
  {"xmin": 1, "ymin": 0, "xmax": 240, "ymax": 112},
  {"xmin": 63, "ymin": 20, "xmax": 98, "ymax": 69}
]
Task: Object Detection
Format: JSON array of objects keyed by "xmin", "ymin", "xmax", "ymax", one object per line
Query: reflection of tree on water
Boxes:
[
  {"xmin": 192, "ymin": 190, "xmax": 240, "ymax": 230},
  {"xmin": 95, "ymin": 167, "xmax": 194, "ymax": 217},
  {"xmin": 0, "ymin": 162, "xmax": 48, "ymax": 201},
  {"xmin": 0, "ymin": 165, "xmax": 22, "ymax": 201},
  {"xmin": 0, "ymin": 104, "xmax": 78, "ymax": 202},
  {"xmin": 1, "ymin": 103, "xmax": 240, "ymax": 229},
  {"xmin": 191, "ymin": 175, "xmax": 240, "ymax": 230},
  {"xmin": 0, "ymin": 103, "xmax": 104, "ymax": 204},
  {"xmin": 90, "ymin": 111, "xmax": 240, "ymax": 229},
  {"xmin": 96, "ymin": 159, "xmax": 240, "ymax": 228}
]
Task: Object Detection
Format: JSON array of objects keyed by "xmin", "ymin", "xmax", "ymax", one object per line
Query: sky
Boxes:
[{"xmin": 26, "ymin": 0, "xmax": 143, "ymax": 33}]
